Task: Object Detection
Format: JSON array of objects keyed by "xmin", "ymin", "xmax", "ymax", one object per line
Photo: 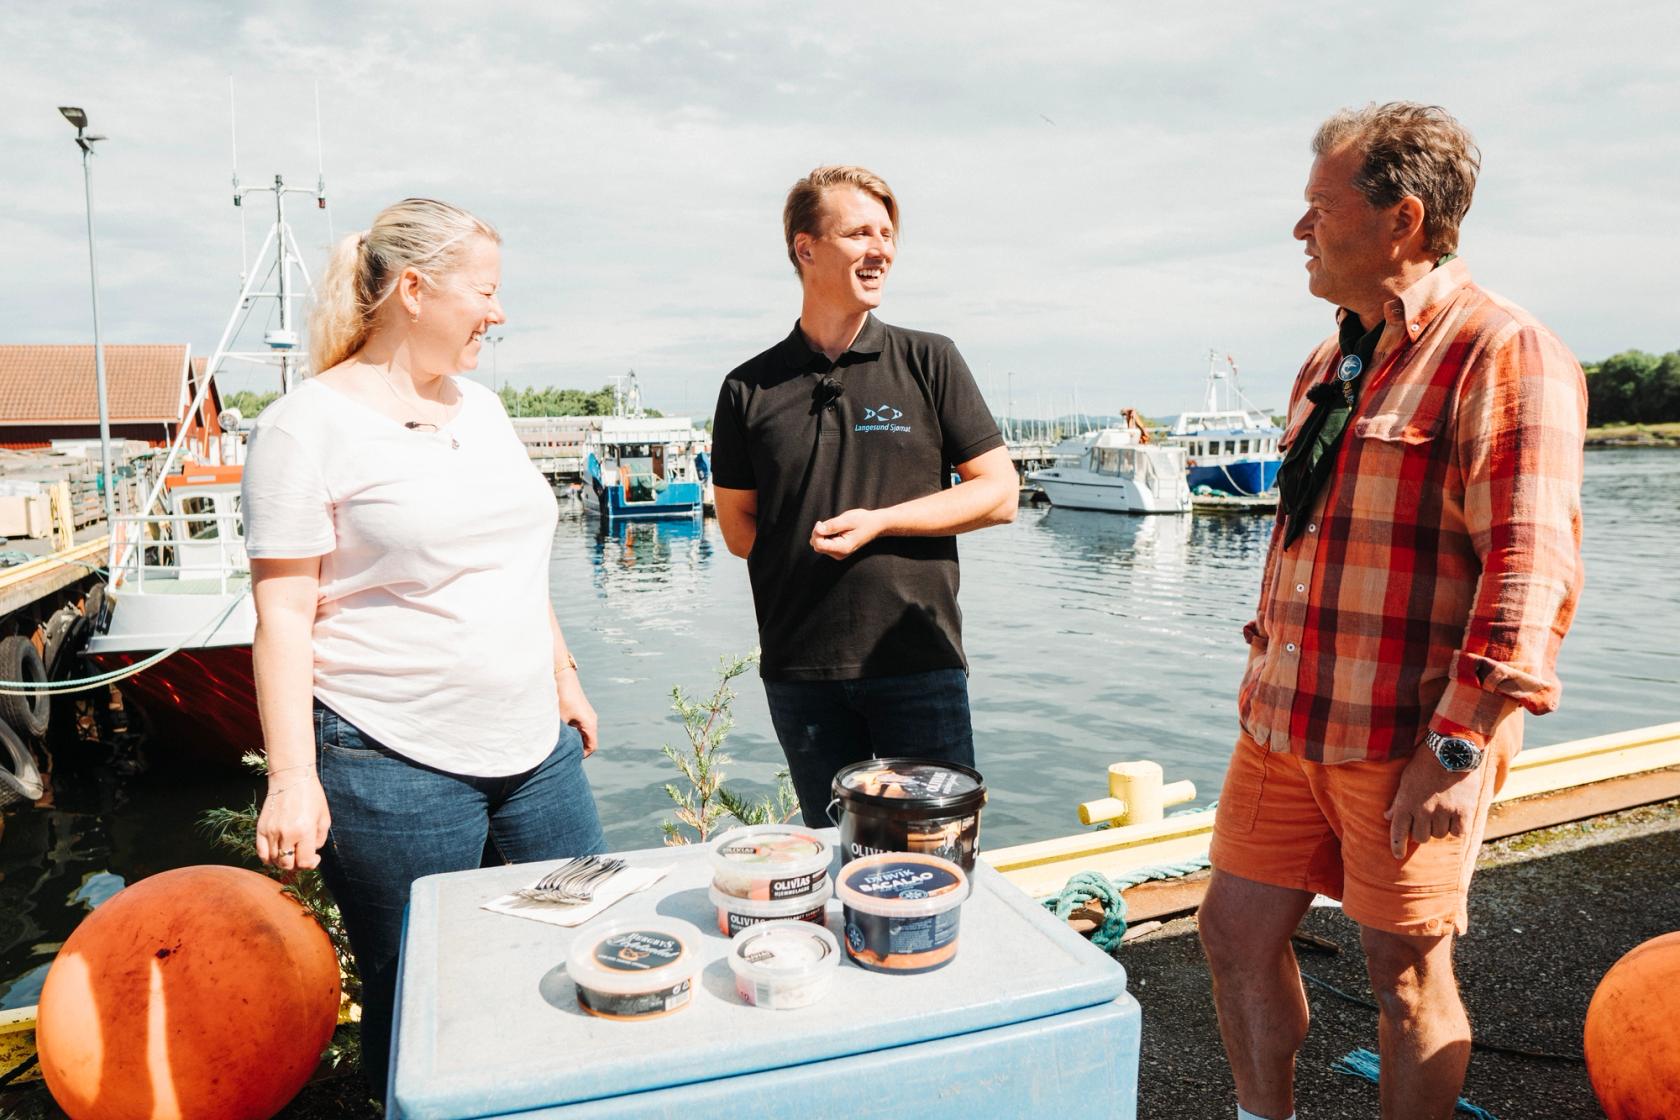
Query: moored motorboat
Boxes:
[{"xmin": 1027, "ymin": 415, "xmax": 1190, "ymax": 514}]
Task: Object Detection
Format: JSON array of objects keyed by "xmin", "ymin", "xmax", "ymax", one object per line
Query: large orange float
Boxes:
[
  {"xmin": 1585, "ymin": 929, "xmax": 1680, "ymax": 1120},
  {"xmin": 36, "ymin": 865, "xmax": 341, "ymax": 1120}
]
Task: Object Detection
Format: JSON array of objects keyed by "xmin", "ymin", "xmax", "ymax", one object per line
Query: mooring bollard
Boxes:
[{"xmin": 1077, "ymin": 760, "xmax": 1196, "ymax": 826}]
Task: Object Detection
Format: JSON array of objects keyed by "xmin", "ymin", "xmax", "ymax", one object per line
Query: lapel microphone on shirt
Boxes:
[{"xmin": 815, "ymin": 374, "xmax": 845, "ymax": 411}]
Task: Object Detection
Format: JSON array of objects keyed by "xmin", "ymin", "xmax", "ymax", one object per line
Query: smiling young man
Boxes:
[
  {"xmin": 1197, "ymin": 105, "xmax": 1587, "ymax": 1120},
  {"xmin": 710, "ymin": 165, "xmax": 1017, "ymax": 825}
]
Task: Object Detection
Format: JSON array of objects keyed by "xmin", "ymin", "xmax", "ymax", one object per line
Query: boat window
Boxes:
[
  {"xmin": 178, "ymin": 494, "xmax": 220, "ymax": 541},
  {"xmin": 1119, "ymin": 449, "xmax": 1135, "ymax": 473},
  {"xmin": 621, "ymin": 456, "xmax": 656, "ymax": 503},
  {"xmin": 231, "ymin": 493, "xmax": 245, "ymax": 539}
]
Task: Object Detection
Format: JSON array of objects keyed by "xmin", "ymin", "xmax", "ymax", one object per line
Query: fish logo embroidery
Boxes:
[{"xmin": 863, "ymin": 404, "xmax": 903, "ymax": 422}]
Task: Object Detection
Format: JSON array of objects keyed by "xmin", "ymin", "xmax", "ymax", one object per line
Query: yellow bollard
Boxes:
[{"xmin": 1078, "ymin": 760, "xmax": 1197, "ymax": 827}]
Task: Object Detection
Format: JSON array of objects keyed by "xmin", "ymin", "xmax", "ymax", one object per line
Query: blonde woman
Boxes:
[{"xmin": 241, "ymin": 198, "xmax": 605, "ymax": 1095}]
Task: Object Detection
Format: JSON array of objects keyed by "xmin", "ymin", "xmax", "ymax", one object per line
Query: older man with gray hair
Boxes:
[{"xmin": 1198, "ymin": 103, "xmax": 1586, "ymax": 1120}]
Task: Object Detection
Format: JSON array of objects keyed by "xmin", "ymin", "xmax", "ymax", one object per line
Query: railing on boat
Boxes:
[{"xmin": 109, "ymin": 512, "xmax": 248, "ymax": 595}]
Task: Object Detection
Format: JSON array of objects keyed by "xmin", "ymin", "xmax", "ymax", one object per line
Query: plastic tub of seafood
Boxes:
[
  {"xmin": 708, "ymin": 879, "xmax": 832, "ymax": 937},
  {"xmin": 727, "ymin": 918, "xmax": 841, "ymax": 1009},
  {"xmin": 835, "ymin": 852, "xmax": 969, "ymax": 974},
  {"xmin": 830, "ymin": 758, "xmax": 987, "ymax": 870},
  {"xmin": 708, "ymin": 824, "xmax": 831, "ymax": 901},
  {"xmin": 566, "ymin": 917, "xmax": 704, "ymax": 1021}
]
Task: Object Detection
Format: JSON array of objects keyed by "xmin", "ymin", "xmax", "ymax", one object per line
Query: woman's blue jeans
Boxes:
[{"xmin": 312, "ymin": 701, "xmax": 606, "ymax": 1099}]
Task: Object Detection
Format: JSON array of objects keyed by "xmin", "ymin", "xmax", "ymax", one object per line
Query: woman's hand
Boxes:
[
  {"xmin": 255, "ymin": 773, "xmax": 331, "ymax": 871},
  {"xmin": 556, "ymin": 671, "xmax": 599, "ymax": 758}
]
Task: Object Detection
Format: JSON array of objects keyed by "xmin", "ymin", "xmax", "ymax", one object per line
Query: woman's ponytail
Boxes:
[{"xmin": 306, "ymin": 199, "xmax": 499, "ymax": 374}]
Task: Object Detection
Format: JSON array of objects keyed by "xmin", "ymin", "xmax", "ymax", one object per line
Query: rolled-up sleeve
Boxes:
[{"xmin": 1432, "ymin": 326, "xmax": 1587, "ymax": 740}]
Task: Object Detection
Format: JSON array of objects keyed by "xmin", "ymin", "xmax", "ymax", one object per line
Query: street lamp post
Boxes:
[
  {"xmin": 484, "ymin": 334, "xmax": 505, "ymax": 394},
  {"xmin": 59, "ymin": 106, "xmax": 117, "ymax": 528}
]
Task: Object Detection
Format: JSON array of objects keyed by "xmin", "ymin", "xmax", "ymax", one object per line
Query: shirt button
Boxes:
[
  {"xmin": 1285, "ymin": 642, "xmax": 1297, "ymax": 653},
  {"xmin": 1307, "ymin": 523, "xmax": 1317, "ymax": 533},
  {"xmin": 1295, "ymin": 583, "xmax": 1306, "ymax": 593}
]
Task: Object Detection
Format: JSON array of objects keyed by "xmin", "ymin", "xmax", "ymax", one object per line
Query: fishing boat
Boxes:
[
  {"xmin": 1026, "ymin": 413, "xmax": 1190, "ymax": 514},
  {"xmin": 581, "ymin": 374, "xmax": 710, "ymax": 521},
  {"xmin": 81, "ymin": 159, "xmax": 326, "ymax": 763},
  {"xmin": 1165, "ymin": 352, "xmax": 1282, "ymax": 498}
]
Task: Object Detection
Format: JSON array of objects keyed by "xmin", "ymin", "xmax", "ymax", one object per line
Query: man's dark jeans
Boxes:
[
  {"xmin": 762, "ymin": 667, "xmax": 976, "ymax": 827},
  {"xmin": 312, "ymin": 701, "xmax": 606, "ymax": 1102}
]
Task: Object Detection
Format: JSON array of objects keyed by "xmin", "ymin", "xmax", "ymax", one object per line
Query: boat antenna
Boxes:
[
  {"xmin": 313, "ymin": 81, "xmax": 331, "ymax": 240},
  {"xmin": 230, "ymin": 75, "xmax": 247, "ymax": 287}
]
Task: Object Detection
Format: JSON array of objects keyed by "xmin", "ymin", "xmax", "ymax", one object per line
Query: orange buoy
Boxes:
[
  {"xmin": 36, "ymin": 865, "xmax": 341, "ymax": 1120},
  {"xmin": 1585, "ymin": 930, "xmax": 1680, "ymax": 1120}
]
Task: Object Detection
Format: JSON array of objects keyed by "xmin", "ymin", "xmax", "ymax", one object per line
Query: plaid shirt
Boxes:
[{"xmin": 1239, "ymin": 260, "xmax": 1586, "ymax": 763}]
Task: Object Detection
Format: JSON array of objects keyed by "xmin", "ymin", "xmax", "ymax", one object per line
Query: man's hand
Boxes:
[
  {"xmin": 810, "ymin": 508, "xmax": 884, "ymax": 559},
  {"xmin": 557, "ymin": 671, "xmax": 599, "ymax": 757},
  {"xmin": 1384, "ymin": 747, "xmax": 1481, "ymax": 858}
]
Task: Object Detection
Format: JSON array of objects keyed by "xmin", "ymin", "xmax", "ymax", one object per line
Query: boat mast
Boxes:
[{"xmin": 115, "ymin": 91, "xmax": 329, "ymax": 573}]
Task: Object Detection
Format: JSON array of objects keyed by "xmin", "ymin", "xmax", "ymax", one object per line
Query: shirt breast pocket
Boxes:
[{"xmin": 1348, "ymin": 381, "xmax": 1450, "ymax": 510}]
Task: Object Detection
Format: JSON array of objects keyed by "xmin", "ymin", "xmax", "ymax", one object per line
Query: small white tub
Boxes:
[{"xmin": 728, "ymin": 919, "xmax": 841, "ymax": 1009}]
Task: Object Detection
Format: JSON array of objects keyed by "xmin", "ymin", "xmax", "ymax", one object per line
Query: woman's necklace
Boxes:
[{"xmin": 377, "ymin": 367, "xmax": 459, "ymax": 450}]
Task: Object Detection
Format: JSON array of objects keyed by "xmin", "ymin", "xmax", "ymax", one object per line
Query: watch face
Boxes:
[{"xmin": 1436, "ymin": 738, "xmax": 1479, "ymax": 771}]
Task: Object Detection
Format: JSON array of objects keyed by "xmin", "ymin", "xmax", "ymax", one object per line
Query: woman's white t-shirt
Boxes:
[{"xmin": 241, "ymin": 377, "xmax": 560, "ymax": 776}]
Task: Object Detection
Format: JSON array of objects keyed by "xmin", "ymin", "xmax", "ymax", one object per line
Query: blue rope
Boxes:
[
  {"xmin": 1043, "ymin": 871, "xmax": 1128, "ymax": 952},
  {"xmin": 1332, "ymin": 1048, "xmax": 1498, "ymax": 1119}
]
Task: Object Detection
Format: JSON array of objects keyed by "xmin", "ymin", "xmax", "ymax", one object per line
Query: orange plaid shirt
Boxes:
[{"xmin": 1239, "ymin": 260, "xmax": 1586, "ymax": 763}]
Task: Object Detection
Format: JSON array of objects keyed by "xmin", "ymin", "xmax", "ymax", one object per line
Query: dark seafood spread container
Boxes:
[
  {"xmin": 830, "ymin": 758, "xmax": 987, "ymax": 870},
  {"xmin": 836, "ymin": 852, "xmax": 970, "ymax": 974}
]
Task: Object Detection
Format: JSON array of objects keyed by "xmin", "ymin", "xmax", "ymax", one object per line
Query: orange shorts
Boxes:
[{"xmin": 1209, "ymin": 726, "xmax": 1515, "ymax": 936}]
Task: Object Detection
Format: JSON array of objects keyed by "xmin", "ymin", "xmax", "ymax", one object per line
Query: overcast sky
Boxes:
[{"xmin": 4, "ymin": 1, "xmax": 1676, "ymax": 418}]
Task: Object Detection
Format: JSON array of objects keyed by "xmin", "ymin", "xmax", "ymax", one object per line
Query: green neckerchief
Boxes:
[
  {"xmin": 1274, "ymin": 254, "xmax": 1457, "ymax": 546},
  {"xmin": 1275, "ymin": 312, "xmax": 1383, "ymax": 546}
]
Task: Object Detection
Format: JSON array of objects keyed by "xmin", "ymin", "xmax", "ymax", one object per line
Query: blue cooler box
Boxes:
[{"xmin": 389, "ymin": 835, "xmax": 1141, "ymax": 1118}]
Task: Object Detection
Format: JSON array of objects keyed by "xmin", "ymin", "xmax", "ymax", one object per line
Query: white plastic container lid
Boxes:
[
  {"xmin": 728, "ymin": 919, "xmax": 841, "ymax": 990},
  {"xmin": 708, "ymin": 878, "xmax": 833, "ymax": 920},
  {"xmin": 566, "ymin": 917, "xmax": 705, "ymax": 996},
  {"xmin": 834, "ymin": 852, "xmax": 969, "ymax": 919},
  {"xmin": 708, "ymin": 824, "xmax": 831, "ymax": 882}
]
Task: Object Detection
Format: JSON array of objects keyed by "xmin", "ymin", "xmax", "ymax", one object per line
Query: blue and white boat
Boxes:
[
  {"xmin": 1166, "ymin": 352, "xmax": 1282, "ymax": 497},
  {"xmin": 582, "ymin": 415, "xmax": 710, "ymax": 521}
]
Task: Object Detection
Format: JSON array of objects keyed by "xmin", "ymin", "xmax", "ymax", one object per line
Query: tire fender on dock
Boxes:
[{"xmin": 0, "ymin": 635, "xmax": 49, "ymax": 739}]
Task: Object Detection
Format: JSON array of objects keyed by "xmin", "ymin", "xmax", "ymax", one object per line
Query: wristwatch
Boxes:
[{"xmin": 1424, "ymin": 730, "xmax": 1484, "ymax": 772}]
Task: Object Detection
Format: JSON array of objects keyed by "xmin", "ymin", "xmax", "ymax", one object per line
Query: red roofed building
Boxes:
[{"xmin": 0, "ymin": 344, "xmax": 222, "ymax": 452}]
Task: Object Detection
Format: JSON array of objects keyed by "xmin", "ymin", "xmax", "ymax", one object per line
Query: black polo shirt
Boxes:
[{"xmin": 711, "ymin": 314, "xmax": 1004, "ymax": 681}]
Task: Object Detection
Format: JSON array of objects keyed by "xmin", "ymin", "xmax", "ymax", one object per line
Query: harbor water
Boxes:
[{"xmin": 3, "ymin": 447, "xmax": 1677, "ymax": 1008}]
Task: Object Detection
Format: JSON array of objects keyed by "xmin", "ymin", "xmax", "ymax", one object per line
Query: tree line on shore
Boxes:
[{"xmin": 1584, "ymin": 350, "xmax": 1680, "ymax": 427}]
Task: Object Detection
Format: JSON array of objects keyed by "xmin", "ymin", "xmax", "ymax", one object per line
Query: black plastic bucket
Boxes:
[{"xmin": 829, "ymin": 758, "xmax": 987, "ymax": 871}]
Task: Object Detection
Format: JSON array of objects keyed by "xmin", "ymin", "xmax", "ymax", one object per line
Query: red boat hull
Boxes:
[{"xmin": 85, "ymin": 645, "xmax": 260, "ymax": 768}]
